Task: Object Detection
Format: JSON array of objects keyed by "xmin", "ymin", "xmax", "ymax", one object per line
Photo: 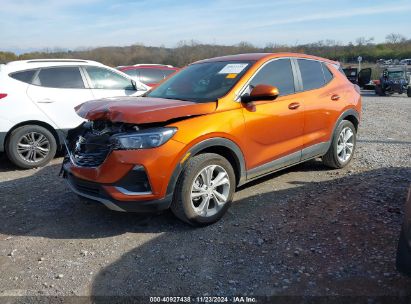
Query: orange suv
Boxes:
[{"xmin": 63, "ymin": 53, "xmax": 361, "ymax": 226}]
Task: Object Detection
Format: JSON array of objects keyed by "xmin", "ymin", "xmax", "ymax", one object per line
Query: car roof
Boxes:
[
  {"xmin": 2, "ymin": 59, "xmax": 105, "ymax": 72},
  {"xmin": 386, "ymin": 67, "xmax": 406, "ymax": 72},
  {"xmin": 193, "ymin": 52, "xmax": 338, "ymax": 65},
  {"xmin": 119, "ymin": 65, "xmax": 179, "ymax": 71}
]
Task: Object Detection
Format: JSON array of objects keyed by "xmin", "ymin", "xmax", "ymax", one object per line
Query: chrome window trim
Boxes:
[
  {"xmin": 234, "ymin": 57, "xmax": 298, "ymax": 102},
  {"xmin": 234, "ymin": 57, "xmax": 334, "ymax": 102}
]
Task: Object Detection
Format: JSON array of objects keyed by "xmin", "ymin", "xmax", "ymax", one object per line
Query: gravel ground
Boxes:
[{"xmin": 0, "ymin": 92, "xmax": 410, "ymax": 299}]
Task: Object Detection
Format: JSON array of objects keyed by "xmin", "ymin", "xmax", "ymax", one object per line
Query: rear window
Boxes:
[
  {"xmin": 9, "ymin": 70, "xmax": 37, "ymax": 84},
  {"xmin": 122, "ymin": 69, "xmax": 138, "ymax": 78},
  {"xmin": 298, "ymin": 59, "xmax": 325, "ymax": 91},
  {"xmin": 139, "ymin": 69, "xmax": 165, "ymax": 84},
  {"xmin": 34, "ymin": 67, "xmax": 85, "ymax": 89}
]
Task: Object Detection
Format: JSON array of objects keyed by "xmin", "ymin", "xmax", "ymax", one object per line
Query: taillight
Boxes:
[{"xmin": 0, "ymin": 93, "xmax": 7, "ymax": 99}]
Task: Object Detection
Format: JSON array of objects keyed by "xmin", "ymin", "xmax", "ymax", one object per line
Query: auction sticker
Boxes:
[{"xmin": 218, "ymin": 63, "xmax": 248, "ymax": 74}]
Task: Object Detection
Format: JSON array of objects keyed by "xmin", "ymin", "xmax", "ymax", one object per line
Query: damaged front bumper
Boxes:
[
  {"xmin": 61, "ymin": 121, "xmax": 185, "ymax": 213},
  {"xmin": 63, "ymin": 163, "xmax": 173, "ymax": 212}
]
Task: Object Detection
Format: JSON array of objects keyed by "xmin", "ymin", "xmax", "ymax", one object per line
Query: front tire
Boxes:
[
  {"xmin": 171, "ymin": 153, "xmax": 235, "ymax": 226},
  {"xmin": 5, "ymin": 125, "xmax": 57, "ymax": 169},
  {"xmin": 322, "ymin": 120, "xmax": 357, "ymax": 169}
]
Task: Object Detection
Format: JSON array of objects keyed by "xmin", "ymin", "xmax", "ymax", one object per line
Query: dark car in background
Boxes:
[
  {"xmin": 375, "ymin": 66, "xmax": 411, "ymax": 97},
  {"xmin": 397, "ymin": 186, "xmax": 411, "ymax": 276},
  {"xmin": 342, "ymin": 67, "xmax": 372, "ymax": 89},
  {"xmin": 118, "ymin": 64, "xmax": 179, "ymax": 87}
]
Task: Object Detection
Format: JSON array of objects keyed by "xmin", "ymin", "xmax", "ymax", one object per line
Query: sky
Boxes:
[{"xmin": 1, "ymin": 0, "xmax": 411, "ymax": 54}]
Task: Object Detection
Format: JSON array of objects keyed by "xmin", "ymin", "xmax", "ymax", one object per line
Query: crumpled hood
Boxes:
[{"xmin": 75, "ymin": 96, "xmax": 217, "ymax": 124}]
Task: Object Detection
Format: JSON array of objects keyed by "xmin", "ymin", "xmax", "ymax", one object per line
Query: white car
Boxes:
[{"xmin": 0, "ymin": 59, "xmax": 149, "ymax": 169}]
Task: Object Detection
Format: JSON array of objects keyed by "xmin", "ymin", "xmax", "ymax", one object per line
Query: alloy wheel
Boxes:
[
  {"xmin": 190, "ymin": 165, "xmax": 230, "ymax": 217},
  {"xmin": 17, "ymin": 132, "xmax": 50, "ymax": 163},
  {"xmin": 337, "ymin": 127, "xmax": 354, "ymax": 162}
]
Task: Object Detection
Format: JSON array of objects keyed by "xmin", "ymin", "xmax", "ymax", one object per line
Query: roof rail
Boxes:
[
  {"xmin": 26, "ymin": 59, "xmax": 90, "ymax": 63},
  {"xmin": 133, "ymin": 63, "xmax": 174, "ymax": 68}
]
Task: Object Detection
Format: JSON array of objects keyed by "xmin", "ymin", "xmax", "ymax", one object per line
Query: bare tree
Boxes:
[
  {"xmin": 355, "ymin": 37, "xmax": 374, "ymax": 46},
  {"xmin": 385, "ymin": 33, "xmax": 406, "ymax": 44}
]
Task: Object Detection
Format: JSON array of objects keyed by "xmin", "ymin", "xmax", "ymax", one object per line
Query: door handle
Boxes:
[
  {"xmin": 37, "ymin": 99, "xmax": 56, "ymax": 104},
  {"xmin": 331, "ymin": 94, "xmax": 340, "ymax": 101},
  {"xmin": 288, "ymin": 102, "xmax": 300, "ymax": 110}
]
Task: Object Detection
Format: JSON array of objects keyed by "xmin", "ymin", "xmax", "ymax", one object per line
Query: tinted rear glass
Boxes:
[
  {"xmin": 36, "ymin": 67, "xmax": 85, "ymax": 88},
  {"xmin": 10, "ymin": 70, "xmax": 36, "ymax": 84},
  {"xmin": 298, "ymin": 59, "xmax": 325, "ymax": 91}
]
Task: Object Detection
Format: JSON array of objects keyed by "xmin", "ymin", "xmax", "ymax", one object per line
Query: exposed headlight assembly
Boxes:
[{"xmin": 111, "ymin": 127, "xmax": 177, "ymax": 150}]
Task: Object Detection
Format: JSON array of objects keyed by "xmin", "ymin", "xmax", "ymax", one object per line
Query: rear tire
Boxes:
[
  {"xmin": 322, "ymin": 120, "xmax": 356, "ymax": 169},
  {"xmin": 5, "ymin": 125, "xmax": 57, "ymax": 169},
  {"xmin": 396, "ymin": 227, "xmax": 411, "ymax": 276},
  {"xmin": 407, "ymin": 87, "xmax": 411, "ymax": 97},
  {"xmin": 170, "ymin": 153, "xmax": 235, "ymax": 226}
]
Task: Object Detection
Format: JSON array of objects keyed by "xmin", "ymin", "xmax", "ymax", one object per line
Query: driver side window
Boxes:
[
  {"xmin": 85, "ymin": 67, "xmax": 134, "ymax": 90},
  {"xmin": 249, "ymin": 59, "xmax": 295, "ymax": 96}
]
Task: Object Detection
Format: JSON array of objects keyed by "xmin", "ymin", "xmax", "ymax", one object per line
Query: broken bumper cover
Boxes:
[{"xmin": 64, "ymin": 168, "xmax": 172, "ymax": 213}]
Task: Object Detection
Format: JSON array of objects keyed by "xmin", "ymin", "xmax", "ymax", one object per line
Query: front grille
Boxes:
[
  {"xmin": 71, "ymin": 134, "xmax": 112, "ymax": 167},
  {"xmin": 73, "ymin": 144, "xmax": 111, "ymax": 167}
]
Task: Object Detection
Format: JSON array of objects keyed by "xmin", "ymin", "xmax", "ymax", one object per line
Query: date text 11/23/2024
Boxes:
[{"xmin": 149, "ymin": 296, "xmax": 257, "ymax": 303}]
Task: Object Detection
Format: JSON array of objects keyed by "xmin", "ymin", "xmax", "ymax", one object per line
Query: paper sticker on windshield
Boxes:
[{"xmin": 218, "ymin": 63, "xmax": 248, "ymax": 74}]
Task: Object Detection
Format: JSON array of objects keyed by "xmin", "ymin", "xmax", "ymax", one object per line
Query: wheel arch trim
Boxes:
[
  {"xmin": 166, "ymin": 137, "xmax": 247, "ymax": 197},
  {"xmin": 4, "ymin": 120, "xmax": 66, "ymax": 149}
]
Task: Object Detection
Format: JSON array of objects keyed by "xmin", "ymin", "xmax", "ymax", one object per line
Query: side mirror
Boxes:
[
  {"xmin": 131, "ymin": 80, "xmax": 138, "ymax": 91},
  {"xmin": 241, "ymin": 84, "xmax": 279, "ymax": 103}
]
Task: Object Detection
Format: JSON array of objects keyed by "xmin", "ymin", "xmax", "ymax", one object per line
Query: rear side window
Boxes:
[
  {"xmin": 322, "ymin": 63, "xmax": 333, "ymax": 84},
  {"xmin": 139, "ymin": 69, "xmax": 165, "ymax": 84},
  {"xmin": 298, "ymin": 59, "xmax": 325, "ymax": 91},
  {"xmin": 9, "ymin": 70, "xmax": 37, "ymax": 84},
  {"xmin": 249, "ymin": 59, "xmax": 295, "ymax": 96},
  {"xmin": 35, "ymin": 67, "xmax": 85, "ymax": 88}
]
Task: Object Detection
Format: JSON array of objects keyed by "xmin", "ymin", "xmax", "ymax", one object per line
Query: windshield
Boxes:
[
  {"xmin": 388, "ymin": 71, "xmax": 404, "ymax": 80},
  {"xmin": 147, "ymin": 61, "xmax": 254, "ymax": 102}
]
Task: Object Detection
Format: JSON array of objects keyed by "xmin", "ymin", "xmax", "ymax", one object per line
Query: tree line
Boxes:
[{"xmin": 1, "ymin": 34, "xmax": 410, "ymax": 67}]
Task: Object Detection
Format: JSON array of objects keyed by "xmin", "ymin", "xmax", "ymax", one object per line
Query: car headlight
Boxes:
[{"xmin": 111, "ymin": 127, "xmax": 177, "ymax": 150}]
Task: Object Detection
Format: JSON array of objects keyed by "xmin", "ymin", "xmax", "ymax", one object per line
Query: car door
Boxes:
[
  {"xmin": 241, "ymin": 58, "xmax": 304, "ymax": 178},
  {"xmin": 83, "ymin": 66, "xmax": 146, "ymax": 99},
  {"xmin": 358, "ymin": 68, "xmax": 372, "ymax": 88},
  {"xmin": 26, "ymin": 66, "xmax": 94, "ymax": 130},
  {"xmin": 295, "ymin": 59, "xmax": 342, "ymax": 160}
]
